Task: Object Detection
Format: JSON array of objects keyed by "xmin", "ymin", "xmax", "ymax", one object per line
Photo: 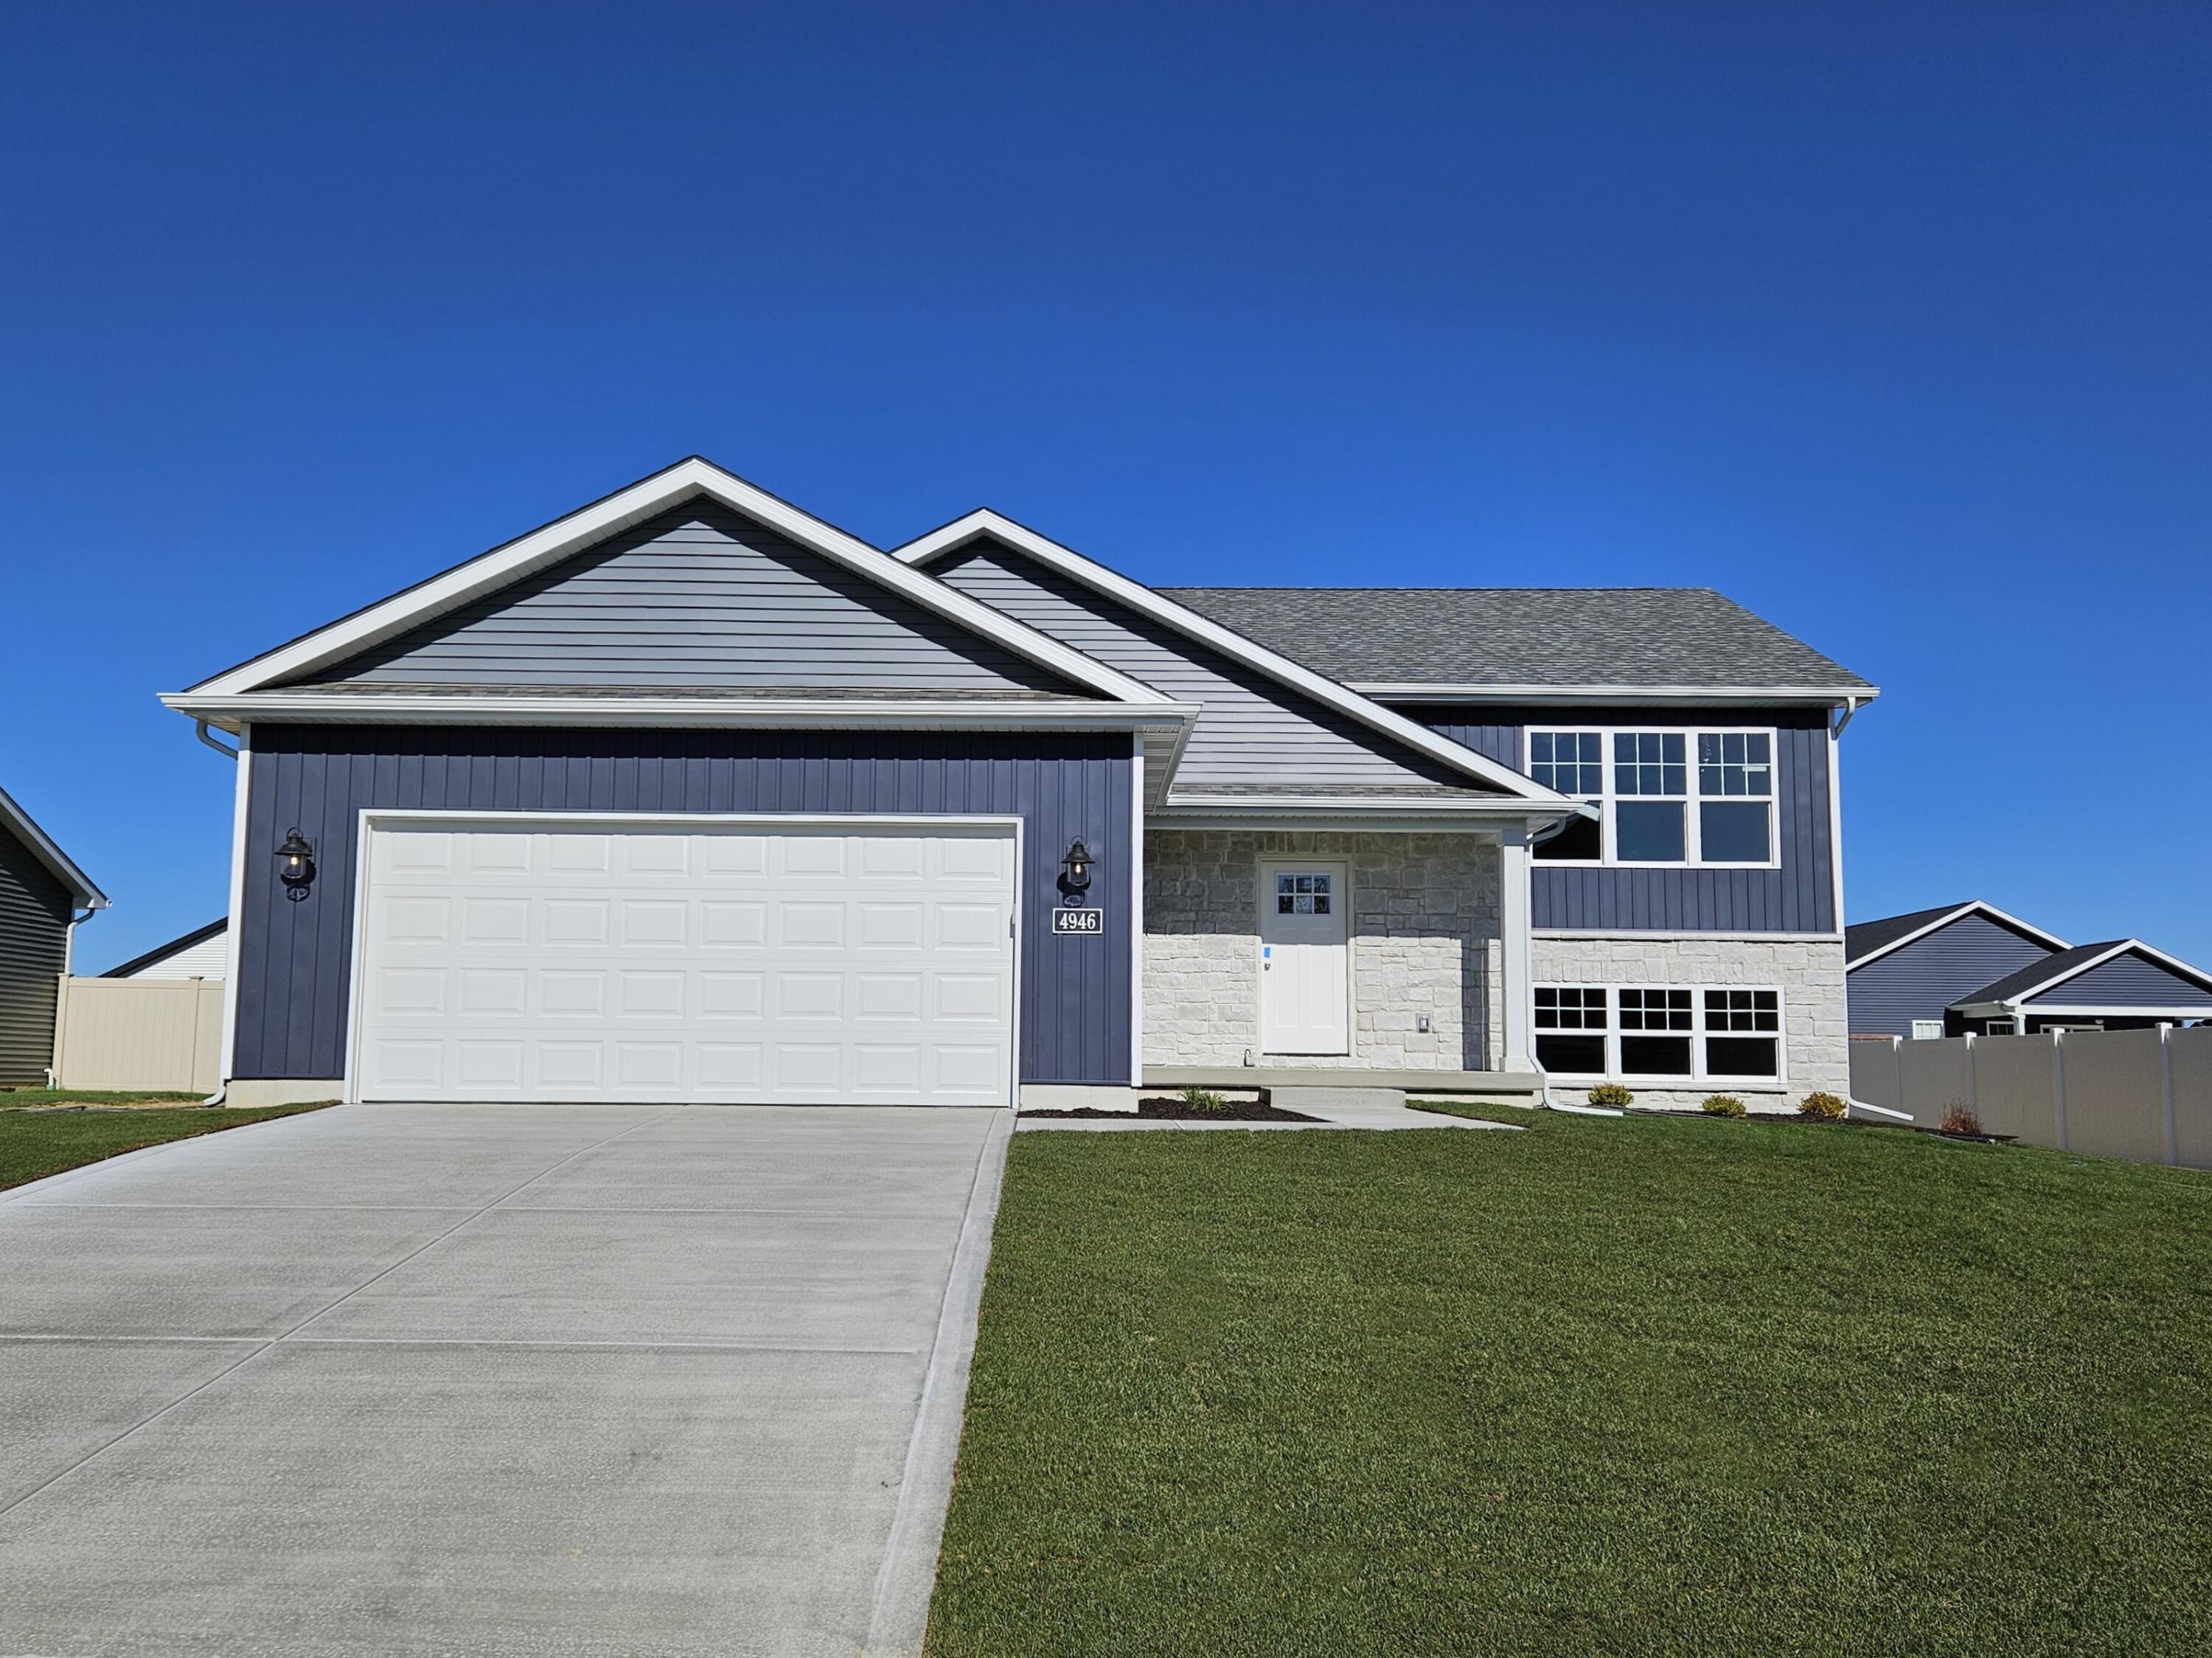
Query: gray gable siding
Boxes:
[
  {"xmin": 0, "ymin": 826, "xmax": 72, "ymax": 1084},
  {"xmin": 932, "ymin": 544, "xmax": 1479, "ymax": 792},
  {"xmin": 2031, "ymin": 951, "xmax": 2212, "ymax": 1011},
  {"xmin": 1845, "ymin": 912, "xmax": 2056, "ymax": 1037},
  {"xmin": 1407, "ymin": 705, "xmax": 1837, "ymax": 935},
  {"xmin": 234, "ymin": 725, "xmax": 1133, "ymax": 1089},
  {"xmin": 302, "ymin": 506, "xmax": 1086, "ymax": 694}
]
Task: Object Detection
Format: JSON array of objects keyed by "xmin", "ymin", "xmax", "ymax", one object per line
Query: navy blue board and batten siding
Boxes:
[
  {"xmin": 234, "ymin": 725, "xmax": 1134, "ymax": 1088},
  {"xmin": 1404, "ymin": 705, "xmax": 1837, "ymax": 934},
  {"xmin": 0, "ymin": 829, "xmax": 72, "ymax": 1085}
]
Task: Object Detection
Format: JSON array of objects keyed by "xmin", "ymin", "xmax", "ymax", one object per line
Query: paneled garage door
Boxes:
[{"xmin": 352, "ymin": 818, "xmax": 1018, "ymax": 1105}]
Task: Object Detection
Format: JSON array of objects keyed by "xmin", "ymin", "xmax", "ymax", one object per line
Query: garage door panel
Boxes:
[
  {"xmin": 358, "ymin": 823, "xmax": 1018, "ymax": 1105},
  {"xmin": 702, "ymin": 902, "xmax": 765, "ymax": 947}
]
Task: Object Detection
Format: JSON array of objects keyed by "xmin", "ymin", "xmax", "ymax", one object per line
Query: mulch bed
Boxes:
[{"xmin": 1023, "ymin": 1096, "xmax": 1320, "ymax": 1123}]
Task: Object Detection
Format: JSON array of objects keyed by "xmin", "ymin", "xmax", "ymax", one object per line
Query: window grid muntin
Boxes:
[
  {"xmin": 1697, "ymin": 731, "xmax": 1773, "ymax": 798},
  {"xmin": 1535, "ymin": 986, "xmax": 1609, "ymax": 1031},
  {"xmin": 1275, "ymin": 871, "xmax": 1332, "ymax": 915},
  {"xmin": 1524, "ymin": 726, "xmax": 1781, "ymax": 868},
  {"xmin": 1531, "ymin": 982, "xmax": 1787, "ymax": 1082},
  {"xmin": 1530, "ymin": 731, "xmax": 1604, "ymax": 796}
]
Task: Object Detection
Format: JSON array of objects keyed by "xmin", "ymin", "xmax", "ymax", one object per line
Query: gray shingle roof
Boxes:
[
  {"xmin": 1844, "ymin": 903, "xmax": 1980, "ymax": 966},
  {"xmin": 1157, "ymin": 587, "xmax": 1872, "ymax": 693}
]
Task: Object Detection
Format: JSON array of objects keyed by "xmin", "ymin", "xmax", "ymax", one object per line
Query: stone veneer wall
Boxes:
[
  {"xmin": 1144, "ymin": 830, "xmax": 1500, "ymax": 1070},
  {"xmin": 1531, "ymin": 935, "xmax": 1850, "ymax": 1113}
]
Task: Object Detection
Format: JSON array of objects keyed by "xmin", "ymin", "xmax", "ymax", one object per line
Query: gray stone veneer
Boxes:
[
  {"xmin": 1144, "ymin": 831, "xmax": 1501, "ymax": 1070},
  {"xmin": 1530, "ymin": 935, "xmax": 1849, "ymax": 1113}
]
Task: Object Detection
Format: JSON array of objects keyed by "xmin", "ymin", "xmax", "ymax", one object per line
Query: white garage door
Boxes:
[{"xmin": 352, "ymin": 818, "xmax": 1018, "ymax": 1105}]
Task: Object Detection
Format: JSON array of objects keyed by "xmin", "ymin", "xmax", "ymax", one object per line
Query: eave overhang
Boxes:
[
  {"xmin": 1354, "ymin": 683, "xmax": 1882, "ymax": 709},
  {"xmin": 161, "ymin": 691, "xmax": 1202, "ymax": 738}
]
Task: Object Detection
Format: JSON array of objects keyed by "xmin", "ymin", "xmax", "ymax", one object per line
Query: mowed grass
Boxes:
[
  {"xmin": 0, "ymin": 1104, "xmax": 331, "ymax": 1191},
  {"xmin": 929, "ymin": 1113, "xmax": 2212, "ymax": 1657}
]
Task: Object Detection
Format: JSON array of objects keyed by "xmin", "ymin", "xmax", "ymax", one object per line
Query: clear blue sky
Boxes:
[{"xmin": 4, "ymin": 1, "xmax": 2206, "ymax": 971}]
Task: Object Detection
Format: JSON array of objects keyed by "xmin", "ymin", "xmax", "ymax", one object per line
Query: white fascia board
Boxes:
[
  {"xmin": 1153, "ymin": 795, "xmax": 1579, "ymax": 833},
  {"xmin": 894, "ymin": 512, "xmax": 1567, "ymax": 805},
  {"xmin": 178, "ymin": 459, "xmax": 1172, "ymax": 711},
  {"xmin": 1346, "ymin": 683, "xmax": 1881, "ymax": 707},
  {"xmin": 1843, "ymin": 902, "xmax": 2073, "ymax": 970},
  {"xmin": 161, "ymin": 691, "xmax": 1199, "ymax": 736},
  {"xmin": 0, "ymin": 783, "xmax": 108, "ymax": 908}
]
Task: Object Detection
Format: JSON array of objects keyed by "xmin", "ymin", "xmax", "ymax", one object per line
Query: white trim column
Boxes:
[{"xmin": 1498, "ymin": 823, "xmax": 1534, "ymax": 1071}]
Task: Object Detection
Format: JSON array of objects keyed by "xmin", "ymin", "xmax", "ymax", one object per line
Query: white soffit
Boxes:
[
  {"xmin": 177, "ymin": 459, "xmax": 1173, "ymax": 711},
  {"xmin": 893, "ymin": 510, "xmax": 1567, "ymax": 805}
]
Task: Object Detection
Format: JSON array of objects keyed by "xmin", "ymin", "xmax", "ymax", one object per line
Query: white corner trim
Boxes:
[
  {"xmin": 215, "ymin": 725, "xmax": 252, "ymax": 1091},
  {"xmin": 1844, "ymin": 902, "xmax": 2073, "ymax": 970},
  {"xmin": 161, "ymin": 691, "xmax": 1200, "ymax": 737},
  {"xmin": 892, "ymin": 510, "xmax": 1568, "ymax": 805},
  {"xmin": 1345, "ymin": 682, "xmax": 1881, "ymax": 706},
  {"xmin": 176, "ymin": 459, "xmax": 1174, "ymax": 711}
]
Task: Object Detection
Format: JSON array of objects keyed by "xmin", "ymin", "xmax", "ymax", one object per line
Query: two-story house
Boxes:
[{"xmin": 161, "ymin": 459, "xmax": 1871, "ymax": 1114}]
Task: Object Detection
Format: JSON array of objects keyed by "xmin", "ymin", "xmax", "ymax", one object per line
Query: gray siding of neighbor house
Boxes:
[
  {"xmin": 0, "ymin": 829, "xmax": 72, "ymax": 1084},
  {"xmin": 2032, "ymin": 951, "xmax": 2212, "ymax": 1011},
  {"xmin": 1845, "ymin": 913, "xmax": 2057, "ymax": 1037},
  {"xmin": 1407, "ymin": 705, "xmax": 1837, "ymax": 934},
  {"xmin": 234, "ymin": 725, "xmax": 1134, "ymax": 1088},
  {"xmin": 302, "ymin": 505, "xmax": 1085, "ymax": 694},
  {"xmin": 931, "ymin": 543, "xmax": 1482, "ymax": 792}
]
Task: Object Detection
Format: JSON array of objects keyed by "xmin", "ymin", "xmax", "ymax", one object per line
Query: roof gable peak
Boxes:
[{"xmin": 171, "ymin": 461, "xmax": 1172, "ymax": 711}]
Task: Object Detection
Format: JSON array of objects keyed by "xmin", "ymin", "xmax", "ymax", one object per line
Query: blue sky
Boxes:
[{"xmin": 4, "ymin": 1, "xmax": 2206, "ymax": 971}]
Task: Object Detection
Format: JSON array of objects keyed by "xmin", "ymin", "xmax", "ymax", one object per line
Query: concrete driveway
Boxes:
[{"xmin": 0, "ymin": 1103, "xmax": 1011, "ymax": 1658}]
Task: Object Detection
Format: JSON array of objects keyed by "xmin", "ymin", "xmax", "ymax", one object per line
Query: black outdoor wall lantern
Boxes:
[
  {"xmin": 276, "ymin": 828, "xmax": 316, "ymax": 900},
  {"xmin": 1060, "ymin": 837, "xmax": 1095, "ymax": 903}
]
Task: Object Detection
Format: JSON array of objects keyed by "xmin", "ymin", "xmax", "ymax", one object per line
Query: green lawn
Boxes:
[
  {"xmin": 0, "ymin": 1104, "xmax": 331, "ymax": 1191},
  {"xmin": 929, "ymin": 1112, "xmax": 2212, "ymax": 1657},
  {"xmin": 0, "ymin": 1088, "xmax": 219, "ymax": 1108}
]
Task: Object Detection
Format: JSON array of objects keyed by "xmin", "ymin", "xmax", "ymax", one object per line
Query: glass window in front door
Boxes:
[{"xmin": 1276, "ymin": 873, "xmax": 1332, "ymax": 915}]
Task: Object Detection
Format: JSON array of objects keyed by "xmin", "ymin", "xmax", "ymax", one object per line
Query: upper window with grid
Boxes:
[
  {"xmin": 1530, "ymin": 728, "xmax": 1778, "ymax": 866},
  {"xmin": 1530, "ymin": 731, "xmax": 1603, "ymax": 796},
  {"xmin": 1275, "ymin": 873, "xmax": 1332, "ymax": 915}
]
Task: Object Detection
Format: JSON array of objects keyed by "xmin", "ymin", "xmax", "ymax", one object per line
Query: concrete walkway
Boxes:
[{"xmin": 0, "ymin": 1102, "xmax": 1011, "ymax": 1658}]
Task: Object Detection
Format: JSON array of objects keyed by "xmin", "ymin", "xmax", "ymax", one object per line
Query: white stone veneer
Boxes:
[
  {"xmin": 1531, "ymin": 935, "xmax": 1850, "ymax": 1113},
  {"xmin": 1144, "ymin": 830, "xmax": 1501, "ymax": 1070}
]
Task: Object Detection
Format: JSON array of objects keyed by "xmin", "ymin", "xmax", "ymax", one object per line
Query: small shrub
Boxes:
[
  {"xmin": 1701, "ymin": 1094, "xmax": 1747, "ymax": 1118},
  {"xmin": 1180, "ymin": 1087, "xmax": 1230, "ymax": 1115},
  {"xmin": 1939, "ymin": 1100, "xmax": 1982, "ymax": 1136},
  {"xmin": 1798, "ymin": 1091, "xmax": 1847, "ymax": 1123},
  {"xmin": 1586, "ymin": 1083, "xmax": 1634, "ymax": 1107}
]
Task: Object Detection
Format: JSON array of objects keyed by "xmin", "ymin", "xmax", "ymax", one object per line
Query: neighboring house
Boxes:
[
  {"xmin": 1846, "ymin": 901, "xmax": 2212, "ymax": 1037},
  {"xmin": 0, "ymin": 784, "xmax": 108, "ymax": 1085},
  {"xmin": 159, "ymin": 457, "xmax": 1873, "ymax": 1112},
  {"xmin": 102, "ymin": 919, "xmax": 229, "ymax": 980}
]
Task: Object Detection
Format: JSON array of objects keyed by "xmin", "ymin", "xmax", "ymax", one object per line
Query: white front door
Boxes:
[
  {"xmin": 1259, "ymin": 863, "xmax": 1349, "ymax": 1056},
  {"xmin": 352, "ymin": 817, "xmax": 1018, "ymax": 1106}
]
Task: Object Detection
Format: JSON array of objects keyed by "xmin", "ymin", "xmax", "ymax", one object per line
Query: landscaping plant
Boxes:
[
  {"xmin": 1798, "ymin": 1090, "xmax": 1847, "ymax": 1122},
  {"xmin": 1701, "ymin": 1094, "xmax": 1747, "ymax": 1117},
  {"xmin": 1586, "ymin": 1082, "xmax": 1633, "ymax": 1107},
  {"xmin": 1179, "ymin": 1087, "xmax": 1231, "ymax": 1115},
  {"xmin": 1940, "ymin": 1101, "xmax": 1983, "ymax": 1136}
]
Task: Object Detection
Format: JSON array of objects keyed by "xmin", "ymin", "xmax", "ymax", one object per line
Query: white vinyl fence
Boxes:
[
  {"xmin": 50, "ymin": 976, "xmax": 223, "ymax": 1093},
  {"xmin": 1849, "ymin": 1027, "xmax": 2212, "ymax": 1170}
]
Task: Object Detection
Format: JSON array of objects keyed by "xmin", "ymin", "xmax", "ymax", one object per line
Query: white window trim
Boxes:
[
  {"xmin": 1534, "ymin": 981, "xmax": 1790, "ymax": 1088},
  {"xmin": 1528, "ymin": 725, "xmax": 1784, "ymax": 871}
]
